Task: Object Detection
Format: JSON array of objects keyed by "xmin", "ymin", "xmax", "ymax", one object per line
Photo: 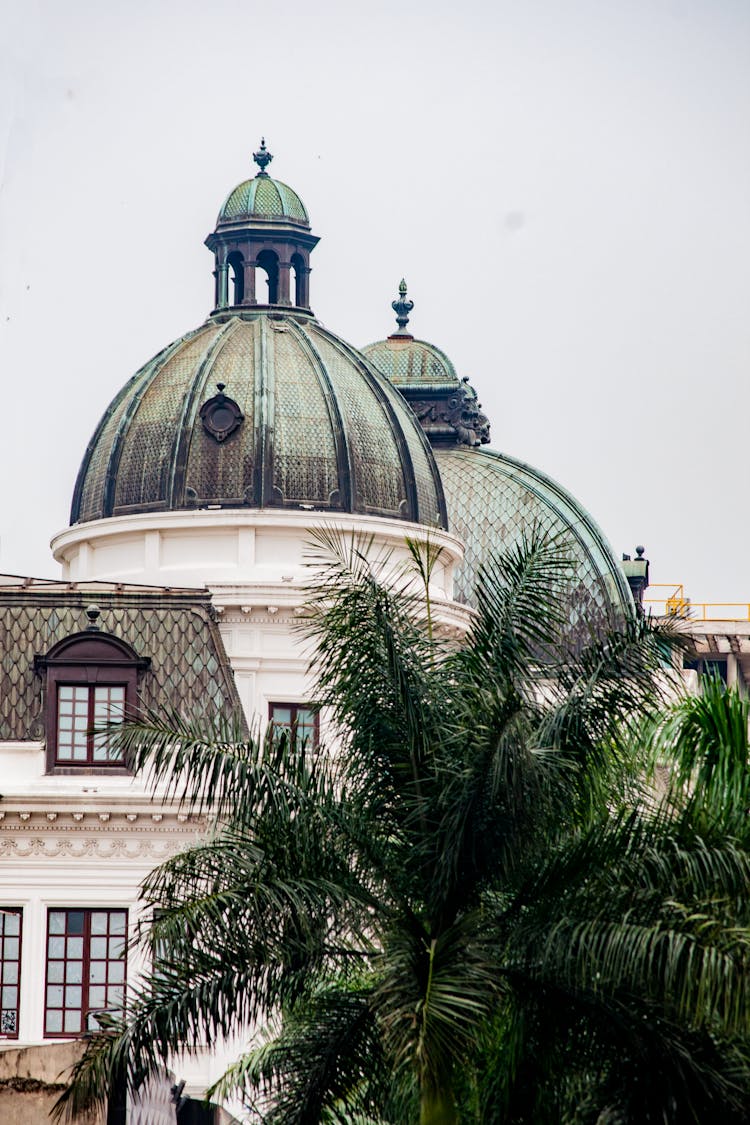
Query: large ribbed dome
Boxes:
[{"xmin": 71, "ymin": 314, "xmax": 447, "ymax": 528}]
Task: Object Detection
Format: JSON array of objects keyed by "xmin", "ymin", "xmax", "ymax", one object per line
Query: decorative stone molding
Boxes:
[
  {"xmin": 406, "ymin": 379, "xmax": 491, "ymax": 448},
  {"xmin": 220, "ymin": 610, "xmax": 300, "ymax": 627},
  {"xmin": 0, "ymin": 808, "xmax": 207, "ymax": 862},
  {"xmin": 0, "ymin": 836, "xmax": 185, "ymax": 860}
]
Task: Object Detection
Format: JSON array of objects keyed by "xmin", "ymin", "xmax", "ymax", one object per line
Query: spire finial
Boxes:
[
  {"xmin": 253, "ymin": 137, "xmax": 273, "ymax": 176},
  {"xmin": 391, "ymin": 278, "xmax": 414, "ymax": 336}
]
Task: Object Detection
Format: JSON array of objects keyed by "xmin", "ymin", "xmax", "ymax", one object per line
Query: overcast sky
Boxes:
[{"xmin": 1, "ymin": 0, "xmax": 749, "ymax": 608}]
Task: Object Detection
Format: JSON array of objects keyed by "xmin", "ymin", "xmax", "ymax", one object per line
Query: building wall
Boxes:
[{"xmin": 0, "ymin": 1040, "xmax": 103, "ymax": 1124}]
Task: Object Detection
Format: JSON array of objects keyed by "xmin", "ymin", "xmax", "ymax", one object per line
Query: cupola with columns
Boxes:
[{"xmin": 205, "ymin": 139, "xmax": 319, "ymax": 313}]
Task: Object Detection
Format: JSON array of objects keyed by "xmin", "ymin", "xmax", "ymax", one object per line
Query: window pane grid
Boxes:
[
  {"xmin": 56, "ymin": 685, "xmax": 126, "ymax": 765},
  {"xmin": 0, "ymin": 909, "xmax": 22, "ymax": 1038},
  {"xmin": 269, "ymin": 702, "xmax": 319, "ymax": 747},
  {"xmin": 45, "ymin": 909, "xmax": 127, "ymax": 1037}
]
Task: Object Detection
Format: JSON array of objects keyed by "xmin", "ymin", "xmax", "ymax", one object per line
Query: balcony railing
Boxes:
[{"xmin": 643, "ymin": 584, "xmax": 750, "ymax": 622}]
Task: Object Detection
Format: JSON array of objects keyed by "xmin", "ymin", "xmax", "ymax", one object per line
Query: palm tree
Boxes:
[{"xmin": 55, "ymin": 532, "xmax": 750, "ymax": 1124}]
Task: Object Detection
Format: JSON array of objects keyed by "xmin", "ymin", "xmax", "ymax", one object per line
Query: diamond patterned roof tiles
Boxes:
[
  {"xmin": 218, "ymin": 176, "xmax": 309, "ymax": 226},
  {"xmin": 361, "ymin": 337, "xmax": 459, "ymax": 386},
  {"xmin": 72, "ymin": 314, "xmax": 448, "ymax": 530},
  {"xmin": 435, "ymin": 447, "xmax": 633, "ymax": 631},
  {"xmin": 0, "ymin": 590, "xmax": 243, "ymax": 741}
]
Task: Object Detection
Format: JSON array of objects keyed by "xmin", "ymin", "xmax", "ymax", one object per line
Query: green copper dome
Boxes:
[
  {"xmin": 71, "ymin": 313, "xmax": 447, "ymax": 529},
  {"xmin": 216, "ymin": 137, "xmax": 309, "ymax": 228},
  {"xmin": 218, "ymin": 175, "xmax": 309, "ymax": 227},
  {"xmin": 362, "ymin": 283, "xmax": 632, "ymax": 624},
  {"xmin": 362, "ymin": 336, "xmax": 458, "ymax": 386},
  {"xmin": 362, "ymin": 283, "xmax": 490, "ymax": 448},
  {"xmin": 435, "ymin": 448, "xmax": 632, "ymax": 622}
]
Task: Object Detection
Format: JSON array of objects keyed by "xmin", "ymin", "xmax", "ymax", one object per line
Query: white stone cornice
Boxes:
[
  {"xmin": 53, "ymin": 507, "xmax": 464, "ymax": 557},
  {"xmin": 0, "ymin": 808, "xmax": 204, "ymax": 830},
  {"xmin": 51, "ymin": 508, "xmax": 465, "ymax": 595},
  {"xmin": 0, "ymin": 741, "xmax": 45, "ymax": 754},
  {"xmin": 223, "ymin": 655, "xmax": 309, "ymax": 675},
  {"xmin": 0, "ymin": 808, "xmax": 207, "ymax": 861}
]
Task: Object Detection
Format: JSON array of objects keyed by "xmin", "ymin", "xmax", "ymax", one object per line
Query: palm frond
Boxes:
[
  {"xmin": 648, "ymin": 679, "xmax": 750, "ymax": 837},
  {"xmin": 209, "ymin": 983, "xmax": 399, "ymax": 1125}
]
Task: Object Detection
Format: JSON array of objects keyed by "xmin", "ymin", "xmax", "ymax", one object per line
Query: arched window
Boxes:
[
  {"xmin": 255, "ymin": 249, "xmax": 279, "ymax": 305},
  {"xmin": 34, "ymin": 631, "xmax": 150, "ymax": 773},
  {"xmin": 226, "ymin": 251, "xmax": 245, "ymax": 305}
]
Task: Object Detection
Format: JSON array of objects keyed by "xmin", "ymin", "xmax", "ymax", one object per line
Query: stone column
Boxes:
[
  {"xmin": 217, "ymin": 266, "xmax": 229, "ymax": 308},
  {"xmin": 278, "ymin": 261, "xmax": 291, "ymax": 305},
  {"xmin": 298, "ymin": 265, "xmax": 311, "ymax": 308},
  {"xmin": 243, "ymin": 261, "xmax": 257, "ymax": 305}
]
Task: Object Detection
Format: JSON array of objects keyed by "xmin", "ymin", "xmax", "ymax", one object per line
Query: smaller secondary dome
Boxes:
[
  {"xmin": 363, "ymin": 336, "xmax": 458, "ymax": 387},
  {"xmin": 362, "ymin": 280, "xmax": 457, "ymax": 386},
  {"xmin": 217, "ymin": 139, "xmax": 309, "ymax": 227},
  {"xmin": 363, "ymin": 282, "xmax": 490, "ymax": 448}
]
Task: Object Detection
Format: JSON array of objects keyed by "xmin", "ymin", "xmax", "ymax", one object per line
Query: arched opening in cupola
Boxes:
[
  {"xmin": 255, "ymin": 250, "xmax": 279, "ymax": 305},
  {"xmin": 226, "ymin": 252, "xmax": 245, "ymax": 306}
]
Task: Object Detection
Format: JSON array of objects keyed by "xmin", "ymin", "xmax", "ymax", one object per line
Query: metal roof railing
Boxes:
[{"xmin": 644, "ymin": 584, "xmax": 750, "ymax": 622}]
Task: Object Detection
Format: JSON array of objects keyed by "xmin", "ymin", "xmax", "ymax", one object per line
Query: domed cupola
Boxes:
[
  {"xmin": 362, "ymin": 282, "xmax": 491, "ymax": 448},
  {"xmin": 364, "ymin": 286, "xmax": 634, "ymax": 626},
  {"xmin": 205, "ymin": 139, "xmax": 319, "ymax": 312},
  {"xmin": 69, "ymin": 172, "xmax": 448, "ymax": 533}
]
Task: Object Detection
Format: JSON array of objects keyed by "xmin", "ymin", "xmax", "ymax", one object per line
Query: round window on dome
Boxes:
[{"xmin": 199, "ymin": 384, "xmax": 244, "ymax": 443}]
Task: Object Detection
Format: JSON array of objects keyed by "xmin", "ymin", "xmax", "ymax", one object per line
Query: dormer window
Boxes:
[{"xmin": 35, "ymin": 614, "xmax": 150, "ymax": 773}]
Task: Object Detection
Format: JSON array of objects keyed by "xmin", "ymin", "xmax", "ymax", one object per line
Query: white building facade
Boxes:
[{"xmin": 0, "ymin": 143, "xmax": 636, "ymax": 1122}]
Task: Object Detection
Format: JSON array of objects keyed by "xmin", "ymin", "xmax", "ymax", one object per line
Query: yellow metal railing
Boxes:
[{"xmin": 643, "ymin": 584, "xmax": 750, "ymax": 622}]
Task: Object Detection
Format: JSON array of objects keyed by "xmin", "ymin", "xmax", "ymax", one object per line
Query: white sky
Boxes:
[{"xmin": 1, "ymin": 0, "xmax": 749, "ymax": 607}]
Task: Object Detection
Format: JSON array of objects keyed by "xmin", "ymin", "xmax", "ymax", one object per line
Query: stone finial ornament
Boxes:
[
  {"xmin": 253, "ymin": 137, "xmax": 273, "ymax": 176},
  {"xmin": 85, "ymin": 604, "xmax": 101, "ymax": 631},
  {"xmin": 391, "ymin": 279, "xmax": 414, "ymax": 335}
]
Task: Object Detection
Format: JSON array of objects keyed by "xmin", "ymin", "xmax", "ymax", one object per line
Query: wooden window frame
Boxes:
[
  {"xmin": 56, "ymin": 683, "xmax": 127, "ymax": 766},
  {"xmin": 0, "ymin": 908, "xmax": 22, "ymax": 1040},
  {"xmin": 35, "ymin": 632, "xmax": 149, "ymax": 775},
  {"xmin": 268, "ymin": 702, "xmax": 319, "ymax": 748},
  {"xmin": 44, "ymin": 908, "xmax": 128, "ymax": 1038}
]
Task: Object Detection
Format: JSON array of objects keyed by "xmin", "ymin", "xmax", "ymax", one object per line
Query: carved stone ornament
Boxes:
[
  {"xmin": 408, "ymin": 379, "xmax": 491, "ymax": 448},
  {"xmin": 199, "ymin": 383, "xmax": 244, "ymax": 443}
]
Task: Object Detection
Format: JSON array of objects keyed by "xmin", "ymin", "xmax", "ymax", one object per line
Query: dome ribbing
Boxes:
[
  {"xmin": 71, "ymin": 314, "xmax": 447, "ymax": 530},
  {"xmin": 218, "ymin": 176, "xmax": 309, "ymax": 227}
]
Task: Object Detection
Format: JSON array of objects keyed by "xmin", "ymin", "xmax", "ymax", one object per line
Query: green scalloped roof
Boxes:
[
  {"xmin": 361, "ymin": 336, "xmax": 458, "ymax": 386},
  {"xmin": 218, "ymin": 175, "xmax": 309, "ymax": 225}
]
